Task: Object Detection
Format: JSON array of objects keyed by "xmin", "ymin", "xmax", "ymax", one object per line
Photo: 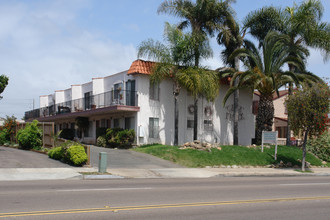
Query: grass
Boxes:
[{"xmin": 133, "ymin": 144, "xmax": 325, "ymax": 168}]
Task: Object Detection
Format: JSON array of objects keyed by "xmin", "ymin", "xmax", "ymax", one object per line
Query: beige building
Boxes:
[{"xmin": 253, "ymin": 90, "xmax": 291, "ymax": 144}]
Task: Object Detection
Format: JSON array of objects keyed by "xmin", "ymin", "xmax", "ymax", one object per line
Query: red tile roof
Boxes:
[
  {"xmin": 127, "ymin": 59, "xmax": 155, "ymax": 75},
  {"xmin": 127, "ymin": 59, "xmax": 230, "ymax": 85}
]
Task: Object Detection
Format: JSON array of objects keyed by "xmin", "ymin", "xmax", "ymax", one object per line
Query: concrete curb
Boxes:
[{"xmin": 1, "ymin": 167, "xmax": 330, "ymax": 181}]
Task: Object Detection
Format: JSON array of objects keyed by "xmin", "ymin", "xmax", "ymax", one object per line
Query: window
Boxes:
[
  {"xmin": 276, "ymin": 126, "xmax": 287, "ymax": 138},
  {"xmin": 125, "ymin": 117, "xmax": 134, "ymax": 130},
  {"xmin": 149, "ymin": 118, "xmax": 159, "ymax": 138},
  {"xmin": 187, "ymin": 118, "xmax": 194, "ymax": 129},
  {"xmin": 149, "ymin": 82, "xmax": 159, "ymax": 100},
  {"xmin": 204, "ymin": 120, "xmax": 213, "ymax": 131},
  {"xmin": 113, "ymin": 118, "xmax": 120, "ymax": 128},
  {"xmin": 84, "ymin": 92, "xmax": 92, "ymax": 110},
  {"xmin": 113, "ymin": 83, "xmax": 123, "ymax": 104},
  {"xmin": 83, "ymin": 121, "xmax": 93, "ymax": 137}
]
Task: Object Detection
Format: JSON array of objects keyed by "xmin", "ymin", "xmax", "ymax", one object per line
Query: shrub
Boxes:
[
  {"xmin": 115, "ymin": 129, "xmax": 135, "ymax": 149},
  {"xmin": 16, "ymin": 120, "xmax": 42, "ymax": 150},
  {"xmin": 307, "ymin": 133, "xmax": 330, "ymax": 162},
  {"xmin": 48, "ymin": 146, "xmax": 65, "ymax": 160},
  {"xmin": 106, "ymin": 127, "xmax": 123, "ymax": 148},
  {"xmin": 59, "ymin": 128, "xmax": 75, "ymax": 140},
  {"xmin": 97, "ymin": 136, "xmax": 107, "ymax": 147},
  {"xmin": 0, "ymin": 128, "xmax": 10, "ymax": 145},
  {"xmin": 66, "ymin": 145, "xmax": 88, "ymax": 166},
  {"xmin": 106, "ymin": 128, "xmax": 135, "ymax": 149}
]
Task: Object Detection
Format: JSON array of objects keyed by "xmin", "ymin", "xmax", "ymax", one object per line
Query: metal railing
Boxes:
[{"xmin": 25, "ymin": 90, "xmax": 137, "ymax": 120}]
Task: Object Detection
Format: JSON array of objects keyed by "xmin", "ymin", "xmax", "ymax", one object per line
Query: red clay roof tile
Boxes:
[{"xmin": 127, "ymin": 59, "xmax": 155, "ymax": 75}]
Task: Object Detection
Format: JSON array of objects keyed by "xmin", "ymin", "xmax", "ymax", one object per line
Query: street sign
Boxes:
[{"xmin": 262, "ymin": 131, "xmax": 278, "ymax": 160}]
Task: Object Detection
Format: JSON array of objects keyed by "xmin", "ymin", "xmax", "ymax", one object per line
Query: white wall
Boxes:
[
  {"xmin": 40, "ymin": 96, "xmax": 48, "ymax": 108},
  {"xmin": 81, "ymin": 82, "xmax": 92, "ymax": 95},
  {"xmin": 71, "ymin": 85, "xmax": 82, "ymax": 100},
  {"xmin": 55, "ymin": 90, "xmax": 65, "ymax": 104},
  {"xmin": 92, "ymin": 77, "xmax": 104, "ymax": 95},
  {"xmin": 64, "ymin": 88, "xmax": 72, "ymax": 102},
  {"xmin": 135, "ymin": 75, "xmax": 255, "ymax": 146}
]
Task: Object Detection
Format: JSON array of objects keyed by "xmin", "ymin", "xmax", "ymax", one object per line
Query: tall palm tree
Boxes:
[
  {"xmin": 217, "ymin": 11, "xmax": 247, "ymax": 145},
  {"xmin": 158, "ymin": 0, "xmax": 233, "ymax": 140},
  {"xmin": 223, "ymin": 32, "xmax": 309, "ymax": 144},
  {"xmin": 243, "ymin": 0, "xmax": 329, "ymax": 144},
  {"xmin": 138, "ymin": 22, "xmax": 218, "ymax": 145}
]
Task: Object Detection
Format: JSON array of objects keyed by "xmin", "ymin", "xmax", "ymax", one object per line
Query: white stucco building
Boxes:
[{"xmin": 25, "ymin": 59, "xmax": 255, "ymax": 146}]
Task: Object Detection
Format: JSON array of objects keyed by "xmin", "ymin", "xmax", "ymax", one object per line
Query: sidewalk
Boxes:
[{"xmin": 3, "ymin": 167, "xmax": 330, "ymax": 181}]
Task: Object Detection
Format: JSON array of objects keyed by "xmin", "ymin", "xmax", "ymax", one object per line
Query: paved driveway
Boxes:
[
  {"xmin": 0, "ymin": 146, "xmax": 71, "ymax": 168},
  {"xmin": 89, "ymin": 146, "xmax": 183, "ymax": 169}
]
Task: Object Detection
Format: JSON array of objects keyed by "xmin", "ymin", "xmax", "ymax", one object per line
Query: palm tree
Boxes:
[
  {"xmin": 217, "ymin": 11, "xmax": 247, "ymax": 145},
  {"xmin": 158, "ymin": 0, "xmax": 233, "ymax": 140},
  {"xmin": 243, "ymin": 0, "xmax": 329, "ymax": 145},
  {"xmin": 223, "ymin": 32, "xmax": 309, "ymax": 144},
  {"xmin": 138, "ymin": 23, "xmax": 218, "ymax": 145}
]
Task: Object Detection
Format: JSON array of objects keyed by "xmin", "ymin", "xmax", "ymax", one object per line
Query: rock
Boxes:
[
  {"xmin": 322, "ymin": 161, "xmax": 327, "ymax": 165},
  {"xmin": 205, "ymin": 166, "xmax": 212, "ymax": 169},
  {"xmin": 226, "ymin": 165, "xmax": 231, "ymax": 168},
  {"xmin": 232, "ymin": 165, "xmax": 238, "ymax": 169},
  {"xmin": 193, "ymin": 140, "xmax": 200, "ymax": 144},
  {"xmin": 221, "ymin": 165, "xmax": 226, "ymax": 168},
  {"xmin": 293, "ymin": 165, "xmax": 300, "ymax": 168},
  {"xmin": 305, "ymin": 161, "xmax": 311, "ymax": 168},
  {"xmin": 286, "ymin": 162, "xmax": 292, "ymax": 167},
  {"xmin": 217, "ymin": 147, "xmax": 222, "ymax": 151},
  {"xmin": 183, "ymin": 142, "xmax": 190, "ymax": 147}
]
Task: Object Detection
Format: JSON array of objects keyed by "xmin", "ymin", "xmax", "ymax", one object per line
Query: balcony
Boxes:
[{"xmin": 25, "ymin": 90, "xmax": 138, "ymax": 121}]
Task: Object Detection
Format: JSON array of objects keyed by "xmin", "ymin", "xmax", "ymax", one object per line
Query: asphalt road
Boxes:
[
  {"xmin": 89, "ymin": 145, "xmax": 183, "ymax": 169},
  {"xmin": 0, "ymin": 176, "xmax": 330, "ymax": 219},
  {"xmin": 0, "ymin": 146, "xmax": 70, "ymax": 168}
]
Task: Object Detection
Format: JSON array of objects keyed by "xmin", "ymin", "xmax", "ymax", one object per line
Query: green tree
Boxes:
[
  {"xmin": 217, "ymin": 11, "xmax": 249, "ymax": 145},
  {"xmin": 75, "ymin": 117, "xmax": 89, "ymax": 141},
  {"xmin": 158, "ymin": 0, "xmax": 232, "ymax": 140},
  {"xmin": 243, "ymin": 0, "xmax": 329, "ymax": 144},
  {"xmin": 138, "ymin": 22, "xmax": 218, "ymax": 145},
  {"xmin": 223, "ymin": 31, "xmax": 308, "ymax": 144},
  {"xmin": 0, "ymin": 75, "xmax": 9, "ymax": 100},
  {"xmin": 285, "ymin": 81, "xmax": 330, "ymax": 171},
  {"xmin": 3, "ymin": 115, "xmax": 17, "ymax": 143}
]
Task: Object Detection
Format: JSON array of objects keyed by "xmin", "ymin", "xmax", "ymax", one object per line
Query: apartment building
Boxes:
[{"xmin": 25, "ymin": 59, "xmax": 255, "ymax": 146}]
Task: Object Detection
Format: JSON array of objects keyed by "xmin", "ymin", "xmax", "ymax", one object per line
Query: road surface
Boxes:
[{"xmin": 0, "ymin": 176, "xmax": 330, "ymax": 219}]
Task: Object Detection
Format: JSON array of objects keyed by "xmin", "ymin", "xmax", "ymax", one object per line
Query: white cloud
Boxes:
[{"xmin": 0, "ymin": 1, "xmax": 137, "ymax": 119}]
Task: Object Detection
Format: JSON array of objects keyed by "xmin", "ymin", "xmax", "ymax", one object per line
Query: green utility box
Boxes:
[{"xmin": 98, "ymin": 152, "xmax": 107, "ymax": 173}]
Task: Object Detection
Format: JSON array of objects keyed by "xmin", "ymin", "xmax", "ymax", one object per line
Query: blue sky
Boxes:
[{"xmin": 0, "ymin": 0, "xmax": 329, "ymax": 119}]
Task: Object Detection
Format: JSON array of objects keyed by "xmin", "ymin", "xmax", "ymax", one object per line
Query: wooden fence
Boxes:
[{"xmin": 16, "ymin": 122, "xmax": 54, "ymax": 148}]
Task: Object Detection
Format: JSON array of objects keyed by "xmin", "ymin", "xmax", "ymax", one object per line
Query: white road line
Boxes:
[
  {"xmin": 280, "ymin": 183, "xmax": 330, "ymax": 186},
  {"xmin": 57, "ymin": 187, "xmax": 152, "ymax": 192}
]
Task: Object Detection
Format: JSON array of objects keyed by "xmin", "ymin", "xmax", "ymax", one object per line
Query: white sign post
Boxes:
[{"xmin": 262, "ymin": 131, "xmax": 278, "ymax": 160}]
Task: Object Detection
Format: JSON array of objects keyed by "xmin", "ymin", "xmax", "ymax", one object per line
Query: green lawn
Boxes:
[{"xmin": 133, "ymin": 144, "xmax": 324, "ymax": 168}]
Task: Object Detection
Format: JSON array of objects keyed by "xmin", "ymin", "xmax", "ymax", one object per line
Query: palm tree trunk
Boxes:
[
  {"xmin": 301, "ymin": 127, "xmax": 309, "ymax": 171},
  {"xmin": 233, "ymin": 57, "xmax": 240, "ymax": 145},
  {"xmin": 286, "ymin": 84, "xmax": 292, "ymax": 146},
  {"xmin": 256, "ymin": 94, "xmax": 274, "ymax": 145},
  {"xmin": 174, "ymin": 95, "xmax": 179, "ymax": 146},
  {"xmin": 193, "ymin": 98, "xmax": 198, "ymax": 141},
  {"xmin": 286, "ymin": 64, "xmax": 295, "ymax": 146}
]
